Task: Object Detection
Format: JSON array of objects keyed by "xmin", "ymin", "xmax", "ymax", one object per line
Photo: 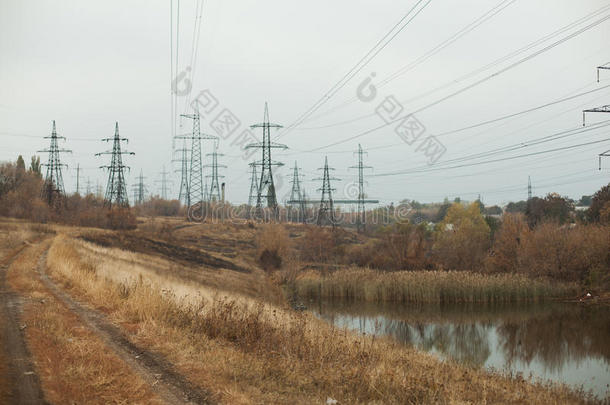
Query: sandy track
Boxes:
[
  {"xmin": 36, "ymin": 249, "xmax": 214, "ymax": 405},
  {"xmin": 0, "ymin": 244, "xmax": 46, "ymax": 404}
]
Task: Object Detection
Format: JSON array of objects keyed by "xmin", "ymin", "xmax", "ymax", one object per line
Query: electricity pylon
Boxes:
[
  {"xmin": 205, "ymin": 144, "xmax": 226, "ymax": 201},
  {"xmin": 527, "ymin": 175, "xmax": 532, "ymax": 200},
  {"xmin": 582, "ymin": 105, "xmax": 610, "ymax": 126},
  {"xmin": 349, "ymin": 144, "xmax": 372, "ymax": 232},
  {"xmin": 247, "ymin": 163, "xmax": 259, "ymax": 207},
  {"xmin": 74, "ymin": 163, "xmax": 81, "ymax": 195},
  {"xmin": 174, "ymin": 139, "xmax": 190, "ymax": 205},
  {"xmin": 85, "ymin": 177, "xmax": 92, "ymax": 196},
  {"xmin": 131, "ymin": 170, "xmax": 147, "ymax": 205},
  {"xmin": 96, "ymin": 122, "xmax": 134, "ymax": 208},
  {"xmin": 597, "ymin": 62, "xmax": 610, "ymax": 82},
  {"xmin": 155, "ymin": 165, "xmax": 172, "ymax": 200},
  {"xmin": 599, "ymin": 149, "xmax": 610, "ymax": 171},
  {"xmin": 314, "ymin": 156, "xmax": 340, "ymax": 227},
  {"xmin": 246, "ymin": 103, "xmax": 288, "ymax": 220},
  {"xmin": 38, "ymin": 120, "xmax": 71, "ymax": 205},
  {"xmin": 288, "ymin": 161, "xmax": 306, "ymax": 223},
  {"xmin": 175, "ymin": 111, "xmax": 217, "ymax": 210}
]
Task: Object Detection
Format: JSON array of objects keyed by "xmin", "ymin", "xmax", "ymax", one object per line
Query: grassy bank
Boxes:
[
  {"xmin": 44, "ymin": 234, "xmax": 591, "ymax": 404},
  {"xmin": 3, "ymin": 236, "xmax": 161, "ymax": 404},
  {"xmin": 294, "ymin": 268, "xmax": 578, "ymax": 303}
]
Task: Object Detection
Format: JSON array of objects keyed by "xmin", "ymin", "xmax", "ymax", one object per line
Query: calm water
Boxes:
[{"xmin": 311, "ymin": 300, "xmax": 610, "ymax": 399}]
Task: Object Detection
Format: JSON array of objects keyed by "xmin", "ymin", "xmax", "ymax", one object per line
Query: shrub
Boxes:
[
  {"xmin": 518, "ymin": 222, "xmax": 609, "ymax": 283},
  {"xmin": 346, "ymin": 221, "xmax": 431, "ymax": 270},
  {"xmin": 586, "ymin": 183, "xmax": 610, "ymax": 223},
  {"xmin": 485, "ymin": 213, "xmax": 528, "ymax": 274},
  {"xmin": 299, "ymin": 226, "xmax": 338, "ymax": 263},
  {"xmin": 525, "ymin": 193, "xmax": 574, "ymax": 227},
  {"xmin": 256, "ymin": 224, "xmax": 292, "ymax": 271},
  {"xmin": 433, "ymin": 202, "xmax": 490, "ymax": 270}
]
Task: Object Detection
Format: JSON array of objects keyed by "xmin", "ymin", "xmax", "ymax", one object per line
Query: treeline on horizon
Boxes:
[{"xmin": 2, "ymin": 155, "xmax": 609, "ymax": 288}]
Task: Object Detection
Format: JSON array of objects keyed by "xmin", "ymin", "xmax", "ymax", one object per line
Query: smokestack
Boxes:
[{"xmin": 221, "ymin": 182, "xmax": 225, "ymax": 203}]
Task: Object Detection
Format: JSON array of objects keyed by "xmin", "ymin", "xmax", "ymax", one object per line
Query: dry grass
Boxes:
[
  {"xmin": 43, "ymin": 234, "xmax": 592, "ymax": 404},
  {"xmin": 5, "ymin": 239, "xmax": 162, "ymax": 404},
  {"xmin": 294, "ymin": 267, "xmax": 579, "ymax": 304},
  {"xmin": 0, "ymin": 221, "xmax": 36, "ymax": 251}
]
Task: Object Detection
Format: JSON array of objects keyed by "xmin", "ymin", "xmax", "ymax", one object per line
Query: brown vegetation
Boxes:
[
  {"xmin": 295, "ymin": 267, "xmax": 577, "ymax": 304},
  {"xmin": 3, "ymin": 234, "xmax": 161, "ymax": 404},
  {"xmin": 256, "ymin": 224, "xmax": 292, "ymax": 271},
  {"xmin": 486, "ymin": 214, "xmax": 610, "ymax": 288},
  {"xmin": 0, "ymin": 160, "xmax": 136, "ymax": 229},
  {"xmin": 42, "ymin": 234, "xmax": 590, "ymax": 404}
]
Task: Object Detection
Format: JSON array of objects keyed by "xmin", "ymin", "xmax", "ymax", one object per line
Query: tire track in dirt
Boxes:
[
  {"xmin": 36, "ymin": 250, "xmax": 214, "ymax": 405},
  {"xmin": 0, "ymin": 243, "xmax": 47, "ymax": 404}
]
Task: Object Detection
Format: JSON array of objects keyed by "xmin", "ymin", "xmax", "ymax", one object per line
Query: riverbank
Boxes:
[
  {"xmin": 294, "ymin": 267, "xmax": 579, "ymax": 304},
  {"xmin": 41, "ymin": 234, "xmax": 593, "ymax": 404}
]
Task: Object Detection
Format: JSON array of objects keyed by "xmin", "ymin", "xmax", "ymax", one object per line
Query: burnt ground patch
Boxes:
[{"xmin": 80, "ymin": 232, "xmax": 250, "ymax": 274}]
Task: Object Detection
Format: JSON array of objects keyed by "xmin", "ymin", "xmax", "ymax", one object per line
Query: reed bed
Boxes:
[{"xmin": 295, "ymin": 268, "xmax": 578, "ymax": 303}]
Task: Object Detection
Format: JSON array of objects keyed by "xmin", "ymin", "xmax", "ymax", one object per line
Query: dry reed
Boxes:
[{"xmin": 295, "ymin": 268, "xmax": 578, "ymax": 303}]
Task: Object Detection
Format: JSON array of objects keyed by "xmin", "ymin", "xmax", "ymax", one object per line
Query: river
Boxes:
[{"xmin": 311, "ymin": 300, "xmax": 610, "ymax": 399}]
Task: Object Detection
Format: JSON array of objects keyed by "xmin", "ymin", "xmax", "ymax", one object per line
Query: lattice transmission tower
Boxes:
[
  {"xmin": 74, "ymin": 163, "xmax": 81, "ymax": 195},
  {"xmin": 288, "ymin": 161, "xmax": 306, "ymax": 223},
  {"xmin": 247, "ymin": 163, "xmax": 259, "ymax": 207},
  {"xmin": 156, "ymin": 165, "xmax": 172, "ymax": 200},
  {"xmin": 349, "ymin": 144, "xmax": 372, "ymax": 232},
  {"xmin": 96, "ymin": 122, "xmax": 134, "ymax": 208},
  {"xmin": 246, "ymin": 103, "xmax": 288, "ymax": 220},
  {"xmin": 174, "ymin": 139, "xmax": 191, "ymax": 205},
  {"xmin": 527, "ymin": 175, "xmax": 532, "ymax": 200},
  {"xmin": 315, "ymin": 156, "xmax": 340, "ymax": 227},
  {"xmin": 38, "ymin": 120, "xmax": 72, "ymax": 205},
  {"xmin": 131, "ymin": 170, "xmax": 147, "ymax": 205},
  {"xmin": 205, "ymin": 144, "xmax": 226, "ymax": 201},
  {"xmin": 175, "ymin": 111, "xmax": 217, "ymax": 211}
]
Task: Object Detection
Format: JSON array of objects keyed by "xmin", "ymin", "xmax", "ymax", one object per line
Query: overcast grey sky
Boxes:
[{"xmin": 1, "ymin": 0, "xmax": 609, "ymax": 206}]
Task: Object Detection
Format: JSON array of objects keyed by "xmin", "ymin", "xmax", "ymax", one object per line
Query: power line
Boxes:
[
  {"xmin": 436, "ymin": 85, "xmax": 610, "ymax": 138},
  {"xmin": 296, "ymin": 5, "xmax": 610, "ymax": 136},
  {"xmin": 284, "ymin": 83, "xmax": 610, "ymax": 157},
  {"xmin": 276, "ymin": 0, "xmax": 433, "ymax": 140},
  {"xmin": 372, "ymin": 137, "xmax": 610, "ymax": 177},
  {"xmin": 425, "ymin": 120, "xmax": 610, "ymax": 169},
  {"xmin": 299, "ymin": 0, "xmax": 517, "ymax": 127},
  {"xmin": 181, "ymin": 0, "xmax": 206, "ymax": 117},
  {"xmin": 305, "ymin": 10, "xmax": 610, "ymax": 152}
]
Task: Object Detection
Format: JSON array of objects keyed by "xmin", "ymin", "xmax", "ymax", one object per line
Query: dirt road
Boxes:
[
  {"xmin": 0, "ymin": 245, "xmax": 46, "ymax": 404},
  {"xmin": 1, "ymin": 239, "xmax": 214, "ymax": 404},
  {"xmin": 36, "ymin": 250, "xmax": 213, "ymax": 405}
]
